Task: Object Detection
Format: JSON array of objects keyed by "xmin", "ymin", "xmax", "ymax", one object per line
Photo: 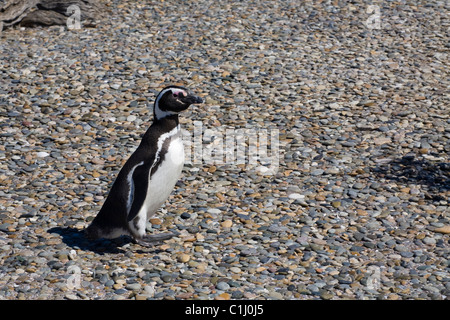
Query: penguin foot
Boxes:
[{"xmin": 133, "ymin": 232, "xmax": 175, "ymax": 247}]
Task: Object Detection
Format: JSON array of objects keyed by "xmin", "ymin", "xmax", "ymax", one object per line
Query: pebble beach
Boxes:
[{"xmin": 0, "ymin": 0, "xmax": 449, "ymax": 300}]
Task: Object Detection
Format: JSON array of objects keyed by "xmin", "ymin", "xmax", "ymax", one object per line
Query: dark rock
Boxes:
[{"xmin": 0, "ymin": 0, "xmax": 104, "ymax": 28}]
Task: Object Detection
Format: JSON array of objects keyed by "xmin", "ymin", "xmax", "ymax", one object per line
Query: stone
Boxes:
[
  {"xmin": 311, "ymin": 169, "xmax": 324, "ymax": 176},
  {"xmin": 177, "ymin": 254, "xmax": 190, "ymax": 263},
  {"xmin": 434, "ymin": 226, "xmax": 450, "ymax": 234},
  {"xmin": 127, "ymin": 115, "xmax": 137, "ymax": 122},
  {"xmin": 221, "ymin": 220, "xmax": 233, "ymax": 228},
  {"xmin": 288, "ymin": 193, "xmax": 304, "ymax": 200},
  {"xmin": 126, "ymin": 283, "xmax": 141, "ymax": 291},
  {"xmin": 1, "ymin": 0, "xmax": 104, "ymax": 28},
  {"xmin": 216, "ymin": 292, "xmax": 231, "ymax": 300},
  {"xmin": 36, "ymin": 152, "xmax": 50, "ymax": 157},
  {"xmin": 268, "ymin": 291, "xmax": 283, "ymax": 300},
  {"xmin": 331, "ymin": 201, "xmax": 341, "ymax": 208},
  {"xmin": 216, "ymin": 282, "xmax": 230, "ymax": 291}
]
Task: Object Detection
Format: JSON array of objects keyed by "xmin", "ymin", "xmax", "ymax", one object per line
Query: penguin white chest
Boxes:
[{"xmin": 145, "ymin": 135, "xmax": 185, "ymax": 218}]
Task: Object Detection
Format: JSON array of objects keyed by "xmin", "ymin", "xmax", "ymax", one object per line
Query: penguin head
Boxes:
[{"xmin": 154, "ymin": 85, "xmax": 203, "ymax": 120}]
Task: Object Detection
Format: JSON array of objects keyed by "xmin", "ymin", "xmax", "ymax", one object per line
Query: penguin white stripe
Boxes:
[
  {"xmin": 150, "ymin": 124, "xmax": 181, "ymax": 172},
  {"xmin": 126, "ymin": 161, "xmax": 144, "ymax": 214}
]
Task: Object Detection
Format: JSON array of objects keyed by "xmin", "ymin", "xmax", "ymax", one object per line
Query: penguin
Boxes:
[{"xmin": 85, "ymin": 85, "xmax": 203, "ymax": 246}]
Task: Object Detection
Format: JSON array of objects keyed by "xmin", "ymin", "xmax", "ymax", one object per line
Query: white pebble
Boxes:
[
  {"xmin": 127, "ymin": 115, "xmax": 137, "ymax": 122},
  {"xmin": 207, "ymin": 208, "xmax": 222, "ymax": 215},
  {"xmin": 36, "ymin": 152, "xmax": 50, "ymax": 158},
  {"xmin": 288, "ymin": 193, "xmax": 304, "ymax": 200}
]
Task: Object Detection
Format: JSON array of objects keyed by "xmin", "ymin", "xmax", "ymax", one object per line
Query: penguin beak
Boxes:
[{"xmin": 185, "ymin": 94, "xmax": 203, "ymax": 105}]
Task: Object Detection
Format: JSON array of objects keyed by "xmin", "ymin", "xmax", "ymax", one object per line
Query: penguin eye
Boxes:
[{"xmin": 173, "ymin": 93, "xmax": 178, "ymax": 97}]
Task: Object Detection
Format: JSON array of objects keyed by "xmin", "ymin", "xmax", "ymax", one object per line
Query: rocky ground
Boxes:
[{"xmin": 0, "ymin": 0, "xmax": 449, "ymax": 300}]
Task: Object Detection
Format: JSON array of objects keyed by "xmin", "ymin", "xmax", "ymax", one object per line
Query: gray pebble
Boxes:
[
  {"xmin": 311, "ymin": 169, "xmax": 324, "ymax": 176},
  {"xmin": 216, "ymin": 282, "xmax": 230, "ymax": 291}
]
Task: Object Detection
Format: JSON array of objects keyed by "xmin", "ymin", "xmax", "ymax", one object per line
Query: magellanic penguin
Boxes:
[{"xmin": 85, "ymin": 85, "xmax": 203, "ymax": 246}]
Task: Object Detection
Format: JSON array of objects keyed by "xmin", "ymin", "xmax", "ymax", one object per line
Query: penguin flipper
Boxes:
[{"xmin": 126, "ymin": 162, "xmax": 152, "ymax": 222}]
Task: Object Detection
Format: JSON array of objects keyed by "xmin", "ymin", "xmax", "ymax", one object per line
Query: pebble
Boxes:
[
  {"xmin": 288, "ymin": 193, "xmax": 304, "ymax": 200},
  {"xmin": 434, "ymin": 226, "xmax": 450, "ymax": 234},
  {"xmin": 230, "ymin": 267, "xmax": 242, "ymax": 274},
  {"xmin": 177, "ymin": 254, "xmax": 190, "ymax": 263},
  {"xmin": 36, "ymin": 152, "xmax": 50, "ymax": 158},
  {"xmin": 221, "ymin": 220, "xmax": 233, "ymax": 228},
  {"xmin": 216, "ymin": 282, "xmax": 230, "ymax": 291},
  {"xmin": 0, "ymin": 0, "xmax": 448, "ymax": 301},
  {"xmin": 311, "ymin": 169, "xmax": 324, "ymax": 176},
  {"xmin": 126, "ymin": 283, "xmax": 141, "ymax": 291},
  {"xmin": 268, "ymin": 291, "xmax": 283, "ymax": 300},
  {"xmin": 126, "ymin": 115, "xmax": 137, "ymax": 122},
  {"xmin": 216, "ymin": 293, "xmax": 231, "ymax": 300},
  {"xmin": 180, "ymin": 212, "xmax": 191, "ymax": 219}
]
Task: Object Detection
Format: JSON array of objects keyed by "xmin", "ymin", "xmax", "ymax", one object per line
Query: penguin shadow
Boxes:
[
  {"xmin": 47, "ymin": 226, "xmax": 132, "ymax": 255},
  {"xmin": 371, "ymin": 154, "xmax": 449, "ymax": 200}
]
